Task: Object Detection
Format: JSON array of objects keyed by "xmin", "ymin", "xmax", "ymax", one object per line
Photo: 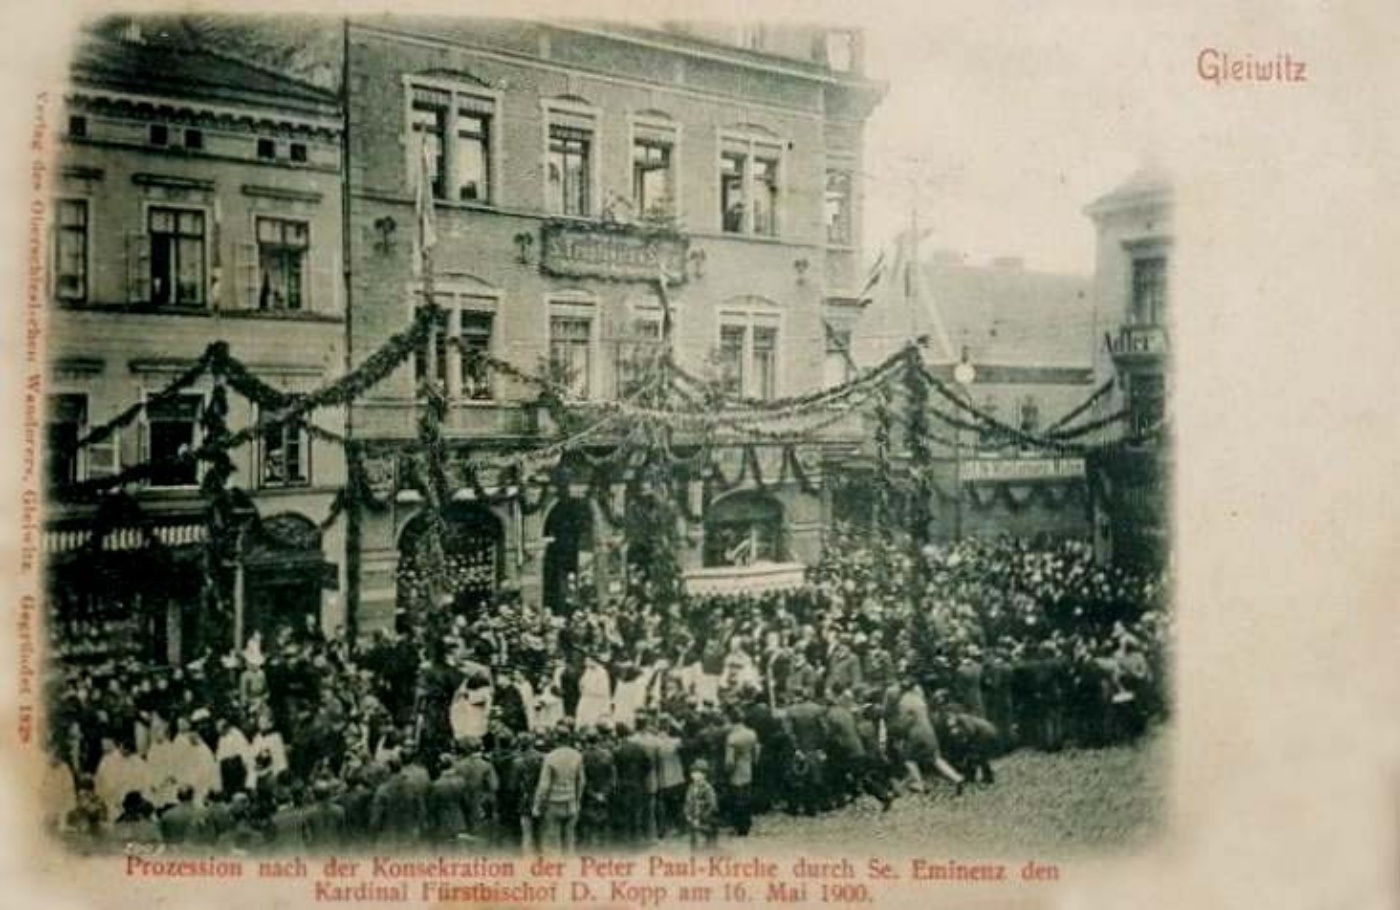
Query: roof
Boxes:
[
  {"xmin": 1085, "ymin": 164, "xmax": 1173, "ymax": 215},
  {"xmin": 69, "ymin": 27, "xmax": 339, "ymax": 116},
  {"xmin": 920, "ymin": 254, "xmax": 1096, "ymax": 369}
]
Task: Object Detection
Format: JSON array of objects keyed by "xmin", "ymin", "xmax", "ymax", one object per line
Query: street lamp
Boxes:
[{"xmin": 951, "ymin": 349, "xmax": 976, "ymax": 541}]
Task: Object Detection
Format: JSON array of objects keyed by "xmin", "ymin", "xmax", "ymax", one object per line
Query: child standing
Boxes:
[{"xmin": 684, "ymin": 758, "xmax": 720, "ymax": 852}]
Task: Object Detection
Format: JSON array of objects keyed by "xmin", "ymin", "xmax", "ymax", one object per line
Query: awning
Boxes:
[{"xmin": 684, "ymin": 561, "xmax": 806, "ymax": 596}]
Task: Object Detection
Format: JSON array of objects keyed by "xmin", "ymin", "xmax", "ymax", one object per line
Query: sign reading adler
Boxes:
[{"xmin": 540, "ymin": 221, "xmax": 689, "ymax": 284}]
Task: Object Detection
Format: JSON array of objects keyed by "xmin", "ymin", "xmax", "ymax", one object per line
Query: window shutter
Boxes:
[
  {"xmin": 126, "ymin": 232, "xmax": 150, "ymax": 303},
  {"xmin": 86, "ymin": 429, "xmax": 120, "ymax": 480}
]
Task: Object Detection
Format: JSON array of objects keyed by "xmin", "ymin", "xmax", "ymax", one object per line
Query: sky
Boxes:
[{"xmin": 855, "ymin": 9, "xmax": 1164, "ymax": 276}]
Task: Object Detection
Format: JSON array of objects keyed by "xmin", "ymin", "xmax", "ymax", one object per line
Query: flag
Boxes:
[
  {"xmin": 856, "ymin": 250, "xmax": 887, "ymax": 301},
  {"xmin": 416, "ymin": 133, "xmax": 438, "ymax": 252}
]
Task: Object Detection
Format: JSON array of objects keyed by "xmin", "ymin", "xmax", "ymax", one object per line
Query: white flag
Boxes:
[{"xmin": 417, "ymin": 133, "xmax": 438, "ymax": 252}]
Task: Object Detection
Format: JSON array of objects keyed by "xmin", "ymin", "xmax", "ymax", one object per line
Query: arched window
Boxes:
[{"xmin": 703, "ymin": 491, "xmax": 785, "ymax": 567}]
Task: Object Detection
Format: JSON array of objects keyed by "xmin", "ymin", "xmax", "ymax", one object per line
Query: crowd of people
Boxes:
[{"xmin": 42, "ymin": 527, "xmax": 1169, "ymax": 854}]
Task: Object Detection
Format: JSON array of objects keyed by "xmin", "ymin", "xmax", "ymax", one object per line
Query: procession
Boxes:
[
  {"xmin": 38, "ymin": 16, "xmax": 1170, "ymax": 859},
  {"xmin": 45, "ymin": 528, "xmax": 1167, "ymax": 854}
]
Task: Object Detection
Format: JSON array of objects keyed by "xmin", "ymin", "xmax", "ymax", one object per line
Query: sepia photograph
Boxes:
[{"xmin": 32, "ymin": 13, "xmax": 1175, "ymax": 872}]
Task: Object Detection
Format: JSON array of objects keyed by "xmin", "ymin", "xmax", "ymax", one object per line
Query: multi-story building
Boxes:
[
  {"xmin": 1083, "ymin": 166, "xmax": 1171, "ymax": 568},
  {"xmin": 342, "ymin": 18, "xmax": 886, "ymax": 628},
  {"xmin": 44, "ymin": 24, "xmax": 347, "ymax": 665}
]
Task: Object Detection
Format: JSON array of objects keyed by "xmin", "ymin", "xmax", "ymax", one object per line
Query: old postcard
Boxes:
[{"xmin": 0, "ymin": 1, "xmax": 1396, "ymax": 908}]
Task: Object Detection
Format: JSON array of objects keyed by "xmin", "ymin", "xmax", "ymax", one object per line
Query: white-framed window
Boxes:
[
  {"xmin": 547, "ymin": 294, "xmax": 598, "ymax": 400},
  {"xmin": 717, "ymin": 308, "xmax": 781, "ymax": 400},
  {"xmin": 719, "ymin": 132, "xmax": 783, "ymax": 237},
  {"xmin": 614, "ymin": 290, "xmax": 667, "ymax": 398},
  {"xmin": 823, "ymin": 324, "xmax": 854, "ymax": 388},
  {"xmin": 1130, "ymin": 255, "xmax": 1167, "ymax": 327},
  {"xmin": 256, "ymin": 217, "xmax": 308, "ymax": 311},
  {"xmin": 46, "ymin": 393, "xmax": 87, "ymax": 488},
  {"xmin": 543, "ymin": 100, "xmax": 600, "ymax": 218},
  {"xmin": 825, "ymin": 169, "xmax": 854, "ymax": 246},
  {"xmin": 54, "ymin": 198, "xmax": 89, "ymax": 302},
  {"xmin": 147, "ymin": 206, "xmax": 207, "ymax": 307},
  {"xmin": 631, "ymin": 116, "xmax": 679, "ymax": 222},
  {"xmin": 413, "ymin": 288, "xmax": 500, "ymax": 402},
  {"xmin": 144, "ymin": 393, "xmax": 202, "ymax": 488},
  {"xmin": 260, "ymin": 418, "xmax": 310, "ymax": 487},
  {"xmin": 407, "ymin": 79, "xmax": 499, "ymax": 205}
]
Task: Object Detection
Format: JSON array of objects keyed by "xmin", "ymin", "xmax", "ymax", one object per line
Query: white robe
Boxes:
[
  {"xmin": 144, "ymin": 738, "xmax": 183, "ymax": 808},
  {"xmin": 450, "ymin": 682, "xmax": 494, "ymax": 741},
  {"xmin": 575, "ymin": 665, "xmax": 612, "ymax": 727},
  {"xmin": 95, "ymin": 751, "xmax": 149, "ymax": 820},
  {"xmin": 215, "ymin": 728, "xmax": 255, "ymax": 786},
  {"xmin": 169, "ymin": 735, "xmax": 220, "ymax": 802},
  {"xmin": 612, "ymin": 668, "xmax": 654, "ymax": 728}
]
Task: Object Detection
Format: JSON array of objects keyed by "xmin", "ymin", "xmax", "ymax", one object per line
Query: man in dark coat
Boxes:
[
  {"xmin": 156, "ymin": 785, "xmax": 205, "ymax": 847},
  {"xmin": 508, "ymin": 735, "xmax": 545, "ymax": 855},
  {"xmin": 369, "ymin": 756, "xmax": 427, "ymax": 847},
  {"xmin": 822, "ymin": 690, "xmax": 865, "ymax": 806},
  {"xmin": 454, "ymin": 738, "xmax": 499, "ymax": 839},
  {"xmin": 303, "ymin": 780, "xmax": 347, "ymax": 849},
  {"xmin": 936, "ymin": 710, "xmax": 999, "ymax": 785},
  {"xmin": 783, "ymin": 689, "xmax": 828, "ymax": 815},
  {"xmin": 610, "ymin": 723, "xmax": 651, "ymax": 847},
  {"xmin": 580, "ymin": 728, "xmax": 617, "ymax": 848},
  {"xmin": 427, "ymin": 755, "xmax": 468, "ymax": 844}
]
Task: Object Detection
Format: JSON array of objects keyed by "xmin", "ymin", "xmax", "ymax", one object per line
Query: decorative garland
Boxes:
[
  {"xmin": 1046, "ymin": 378, "xmax": 1115, "ymax": 432},
  {"xmin": 73, "ymin": 350, "xmax": 213, "ymax": 451},
  {"xmin": 902, "ymin": 350, "xmax": 934, "ymax": 583},
  {"xmin": 1047, "ymin": 408, "xmax": 1130, "ymax": 441}
]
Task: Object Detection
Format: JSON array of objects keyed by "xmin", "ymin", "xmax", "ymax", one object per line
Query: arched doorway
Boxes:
[
  {"xmin": 543, "ymin": 497, "xmax": 595, "ymax": 613},
  {"xmin": 703, "ymin": 491, "xmax": 785, "ymax": 567},
  {"xmin": 397, "ymin": 503, "xmax": 504, "ymax": 628},
  {"xmin": 242, "ymin": 512, "xmax": 332, "ymax": 646}
]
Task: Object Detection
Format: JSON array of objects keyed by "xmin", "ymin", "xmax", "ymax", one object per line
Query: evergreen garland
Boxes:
[
  {"xmin": 198, "ymin": 375, "xmax": 237, "ymax": 653},
  {"xmin": 902, "ymin": 350, "xmax": 934, "ymax": 587}
]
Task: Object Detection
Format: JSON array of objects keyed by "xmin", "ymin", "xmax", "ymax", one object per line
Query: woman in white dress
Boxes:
[{"xmin": 574, "ymin": 656, "xmax": 612, "ymax": 727}]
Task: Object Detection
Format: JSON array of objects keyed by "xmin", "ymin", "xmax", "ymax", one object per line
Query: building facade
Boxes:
[
  {"xmin": 342, "ymin": 19, "xmax": 886, "ymax": 630},
  {"xmin": 44, "ymin": 25, "xmax": 348, "ymax": 666},
  {"xmin": 1084, "ymin": 167, "xmax": 1171, "ymax": 569}
]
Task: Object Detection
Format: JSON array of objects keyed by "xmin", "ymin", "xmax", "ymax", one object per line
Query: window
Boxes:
[
  {"xmin": 825, "ymin": 170, "xmax": 854, "ymax": 245},
  {"xmin": 550, "ymin": 314, "xmax": 594, "ymax": 399},
  {"xmin": 68, "ymin": 115, "xmax": 87, "ymax": 139},
  {"xmin": 261, "ymin": 421, "xmax": 309, "ymax": 487},
  {"xmin": 704, "ymin": 492, "xmax": 785, "ymax": 568},
  {"xmin": 409, "ymin": 83, "xmax": 497, "ymax": 205},
  {"xmin": 718, "ymin": 325, "xmax": 746, "ymax": 395},
  {"xmin": 753, "ymin": 155, "xmax": 779, "ymax": 237},
  {"xmin": 148, "ymin": 207, "xmax": 206, "ymax": 307},
  {"xmin": 146, "ymin": 394, "xmax": 201, "ymax": 487},
  {"xmin": 257, "ymin": 138, "xmax": 276, "ymax": 160},
  {"xmin": 548, "ymin": 125, "xmax": 592, "ymax": 217},
  {"xmin": 719, "ymin": 135, "xmax": 783, "ymax": 236},
  {"xmin": 615, "ymin": 315, "xmax": 663, "ymax": 397},
  {"xmin": 718, "ymin": 317, "xmax": 781, "ymax": 399},
  {"xmin": 184, "ymin": 129, "xmax": 204, "ymax": 150},
  {"xmin": 459, "ymin": 312, "xmax": 494, "ymax": 400},
  {"xmin": 256, "ymin": 217, "xmax": 308, "ymax": 311},
  {"xmin": 46, "ymin": 394, "xmax": 86, "ymax": 489},
  {"xmin": 1129, "ymin": 373, "xmax": 1165, "ymax": 435},
  {"xmin": 752, "ymin": 327, "xmax": 777, "ymax": 400},
  {"xmin": 414, "ymin": 295, "xmax": 497, "ymax": 401},
  {"xmin": 824, "ymin": 325, "xmax": 853, "ymax": 388},
  {"xmin": 411, "ymin": 87, "xmax": 448, "ymax": 199},
  {"xmin": 55, "ymin": 199, "xmax": 88, "ymax": 302},
  {"xmin": 720, "ymin": 152, "xmax": 746, "ymax": 233},
  {"xmin": 632, "ymin": 138, "xmax": 674, "ymax": 219},
  {"xmin": 455, "ymin": 108, "xmax": 490, "ymax": 202},
  {"xmin": 1131, "ymin": 256, "xmax": 1167, "ymax": 326},
  {"xmin": 149, "ymin": 123, "xmax": 169, "ymax": 146},
  {"xmin": 289, "ymin": 142, "xmax": 307, "ymax": 163}
]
